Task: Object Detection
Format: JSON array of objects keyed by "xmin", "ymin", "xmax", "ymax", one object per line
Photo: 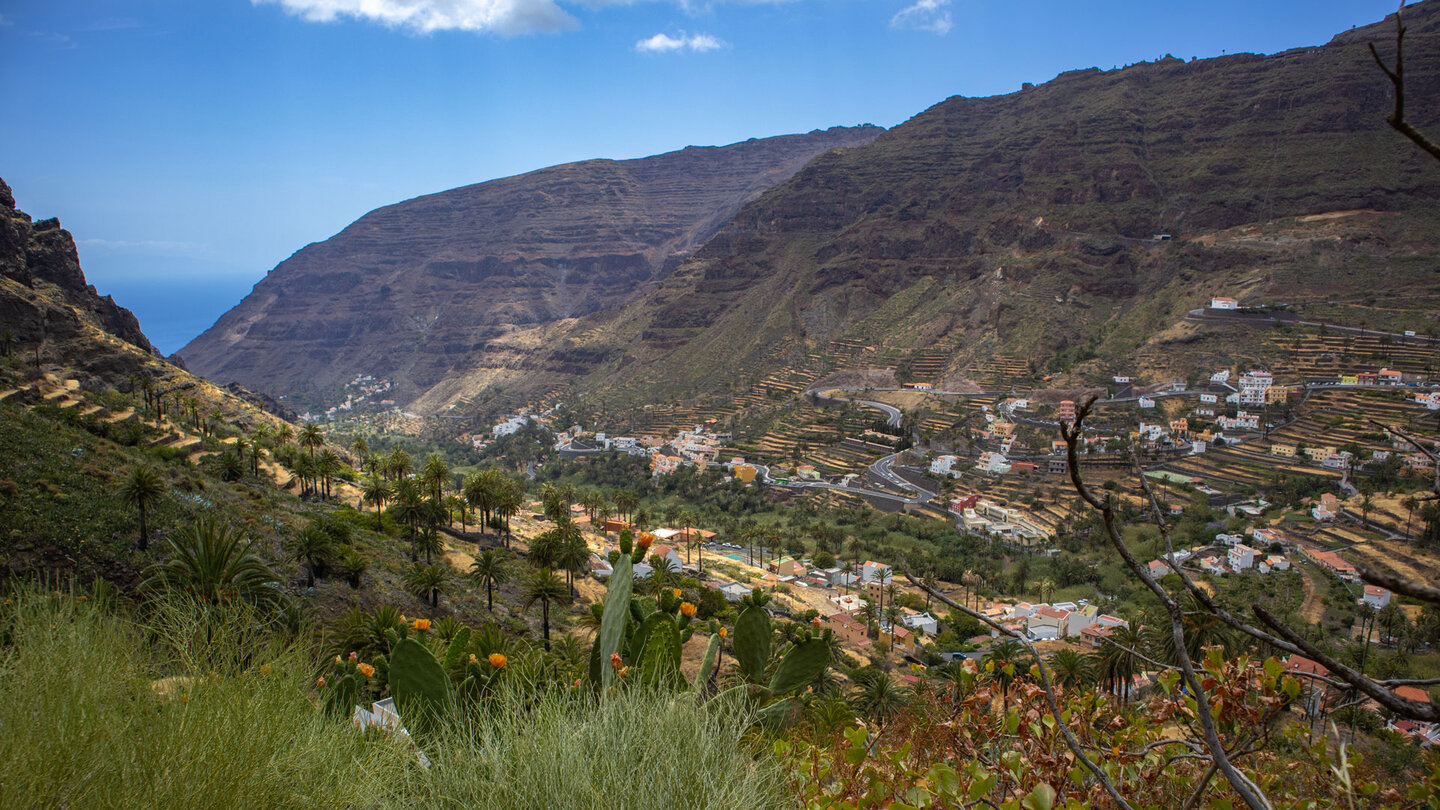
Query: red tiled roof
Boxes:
[
  {"xmin": 1396, "ymin": 685, "xmax": 1432, "ymax": 704},
  {"xmin": 1286, "ymin": 655, "xmax": 1330, "ymax": 678}
]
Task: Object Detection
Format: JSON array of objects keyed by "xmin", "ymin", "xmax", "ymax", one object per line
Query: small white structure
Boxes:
[
  {"xmin": 1210, "ymin": 297, "xmax": 1239, "ymax": 310},
  {"xmin": 492, "ymin": 415, "xmax": 529, "ymax": 438},
  {"xmin": 901, "ymin": 612, "xmax": 939, "ymax": 635},
  {"xmin": 1363, "ymin": 585, "xmax": 1392, "ymax": 610},
  {"xmin": 929, "ymin": 455, "xmax": 960, "ymax": 477},
  {"xmin": 1228, "ymin": 544, "xmax": 1258, "ymax": 571},
  {"xmin": 1137, "ymin": 397, "xmax": 1156, "ymax": 409}
]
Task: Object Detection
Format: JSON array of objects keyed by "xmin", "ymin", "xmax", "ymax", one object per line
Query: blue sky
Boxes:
[{"xmin": 0, "ymin": 0, "xmax": 1408, "ymax": 353}]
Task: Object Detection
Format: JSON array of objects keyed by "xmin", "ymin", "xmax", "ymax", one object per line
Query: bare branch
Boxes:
[
  {"xmin": 1357, "ymin": 565, "xmax": 1440, "ymax": 607},
  {"xmin": 1368, "ymin": 4, "xmax": 1440, "ymax": 162},
  {"xmin": 1253, "ymin": 605, "xmax": 1439, "ymax": 722},
  {"xmin": 1062, "ymin": 400, "xmax": 1273, "ymax": 810}
]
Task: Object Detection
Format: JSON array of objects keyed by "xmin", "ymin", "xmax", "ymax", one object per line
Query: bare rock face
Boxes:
[
  {"xmin": 0, "ymin": 179, "xmax": 156, "ymax": 355},
  {"xmin": 566, "ymin": 2, "xmax": 1440, "ymax": 403},
  {"xmin": 180, "ymin": 126, "xmax": 884, "ymax": 405}
]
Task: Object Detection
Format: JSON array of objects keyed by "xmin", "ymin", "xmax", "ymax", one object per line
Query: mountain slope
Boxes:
[
  {"xmin": 561, "ymin": 2, "xmax": 1440, "ymax": 407},
  {"xmin": 179, "ymin": 126, "xmax": 883, "ymax": 407}
]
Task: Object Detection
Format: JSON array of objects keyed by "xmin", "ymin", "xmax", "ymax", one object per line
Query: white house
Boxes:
[
  {"xmin": 1199, "ymin": 393, "xmax": 1218, "ymax": 404},
  {"xmin": 492, "ymin": 415, "xmax": 529, "ymax": 438},
  {"xmin": 861, "ymin": 561, "xmax": 893, "ymax": 584},
  {"xmin": 901, "ymin": 612, "xmax": 939, "ymax": 635},
  {"xmin": 1228, "ymin": 544, "xmax": 1258, "ymax": 571},
  {"xmin": 976, "ymin": 452, "xmax": 1011, "ymax": 475},
  {"xmin": 1138, "ymin": 397, "xmax": 1156, "ymax": 409},
  {"xmin": 1113, "ymin": 375, "xmax": 1132, "ymax": 384},
  {"xmin": 929, "ymin": 455, "xmax": 961, "ymax": 477},
  {"xmin": 1026, "ymin": 605, "xmax": 1069, "ymax": 640},
  {"xmin": 1210, "ymin": 297, "xmax": 1239, "ymax": 310},
  {"xmin": 1363, "ymin": 585, "xmax": 1392, "ymax": 610},
  {"xmin": 1238, "ymin": 371, "xmax": 1273, "ymax": 406},
  {"xmin": 1211, "ymin": 370, "xmax": 1232, "ymax": 385}
]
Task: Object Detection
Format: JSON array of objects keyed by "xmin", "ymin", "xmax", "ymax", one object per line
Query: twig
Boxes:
[
  {"xmin": 1368, "ymin": 4, "xmax": 1440, "ymax": 162},
  {"xmin": 1063, "ymin": 399, "xmax": 1274, "ymax": 810}
]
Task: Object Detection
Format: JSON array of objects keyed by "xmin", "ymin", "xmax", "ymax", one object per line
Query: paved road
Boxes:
[{"xmin": 1185, "ymin": 308, "xmax": 1440, "ymax": 344}]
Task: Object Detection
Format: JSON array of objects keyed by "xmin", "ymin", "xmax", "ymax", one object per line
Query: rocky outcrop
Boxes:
[
  {"xmin": 0, "ymin": 178, "xmax": 156, "ymax": 355},
  {"xmin": 563, "ymin": 1, "xmax": 1440, "ymax": 403},
  {"xmin": 180, "ymin": 126, "xmax": 883, "ymax": 405}
]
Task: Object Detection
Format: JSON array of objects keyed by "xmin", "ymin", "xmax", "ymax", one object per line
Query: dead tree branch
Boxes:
[{"xmin": 1369, "ymin": 3, "xmax": 1440, "ymax": 162}]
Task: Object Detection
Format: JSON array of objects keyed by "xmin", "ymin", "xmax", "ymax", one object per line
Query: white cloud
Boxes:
[
  {"xmin": 635, "ymin": 30, "xmax": 725, "ymax": 52},
  {"xmin": 890, "ymin": 0, "xmax": 951, "ymax": 35},
  {"xmin": 251, "ymin": 0, "xmax": 579, "ymax": 35}
]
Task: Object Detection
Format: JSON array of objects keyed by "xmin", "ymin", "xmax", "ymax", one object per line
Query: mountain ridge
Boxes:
[{"xmin": 178, "ymin": 126, "xmax": 885, "ymax": 406}]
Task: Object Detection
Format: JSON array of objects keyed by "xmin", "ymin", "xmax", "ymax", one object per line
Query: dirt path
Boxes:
[{"xmin": 1297, "ymin": 564, "xmax": 1324, "ymax": 625}]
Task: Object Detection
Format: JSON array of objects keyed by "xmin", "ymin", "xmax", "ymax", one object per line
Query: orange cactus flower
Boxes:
[
  {"xmin": 636, "ymin": 532, "xmax": 654, "ymax": 551},
  {"xmin": 610, "ymin": 653, "xmax": 623, "ymax": 670},
  {"xmin": 719, "ymin": 627, "xmax": 728, "ymax": 638},
  {"xmin": 413, "ymin": 619, "xmax": 431, "ymax": 631},
  {"xmin": 348, "ymin": 651, "xmax": 358, "ymax": 662},
  {"xmin": 618, "ymin": 666, "xmax": 630, "ymax": 679},
  {"xmin": 672, "ymin": 588, "xmax": 683, "ymax": 598},
  {"xmin": 335, "ymin": 655, "xmax": 343, "ymax": 664},
  {"xmin": 316, "ymin": 676, "xmax": 327, "ymax": 688},
  {"xmin": 811, "ymin": 617, "xmax": 821, "ymax": 627},
  {"xmin": 489, "ymin": 653, "xmax": 508, "ymax": 669},
  {"xmin": 680, "ymin": 602, "xmax": 697, "ymax": 618},
  {"xmin": 469, "ymin": 653, "xmax": 478, "ymax": 664},
  {"xmin": 358, "ymin": 663, "xmax": 376, "ymax": 678}
]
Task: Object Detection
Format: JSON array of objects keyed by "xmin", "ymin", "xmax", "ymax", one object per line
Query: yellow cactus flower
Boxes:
[
  {"xmin": 680, "ymin": 602, "xmax": 697, "ymax": 618},
  {"xmin": 469, "ymin": 653, "xmax": 478, "ymax": 665},
  {"xmin": 672, "ymin": 588, "xmax": 683, "ymax": 598},
  {"xmin": 719, "ymin": 628, "xmax": 728, "ymax": 638},
  {"xmin": 358, "ymin": 663, "xmax": 376, "ymax": 678},
  {"xmin": 489, "ymin": 653, "xmax": 508, "ymax": 669},
  {"xmin": 413, "ymin": 619, "xmax": 431, "ymax": 631}
]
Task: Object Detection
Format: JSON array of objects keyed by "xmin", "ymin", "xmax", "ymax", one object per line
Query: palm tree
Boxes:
[
  {"xmin": 404, "ymin": 563, "xmax": 449, "ymax": 608},
  {"xmin": 351, "ymin": 436, "xmax": 369, "ymax": 459},
  {"xmin": 0, "ymin": 328, "xmax": 13, "ymax": 357},
  {"xmin": 142, "ymin": 517, "xmax": 282, "ymax": 606},
  {"xmin": 986, "ymin": 639, "xmax": 1025, "ymax": 714},
  {"xmin": 470, "ymin": 549, "xmax": 512, "ymax": 611},
  {"xmin": 317, "ymin": 449, "xmax": 343, "ymax": 499},
  {"xmin": 555, "ymin": 530, "xmax": 591, "ymax": 596},
  {"xmin": 849, "ymin": 671, "xmax": 907, "ymax": 726},
  {"xmin": 678, "ymin": 508, "xmax": 697, "ymax": 565},
  {"xmin": 464, "ymin": 469, "xmax": 501, "ymax": 534},
  {"xmin": 422, "ymin": 453, "xmax": 450, "ymax": 503},
  {"xmin": 273, "ymin": 423, "xmax": 294, "ymax": 448},
  {"xmin": 614, "ymin": 490, "xmax": 638, "ymax": 523},
  {"xmin": 1034, "ymin": 578, "xmax": 1056, "ymax": 605},
  {"xmin": 495, "ymin": 478, "xmax": 523, "ymax": 549},
  {"xmin": 386, "ymin": 446, "xmax": 413, "ymax": 481},
  {"xmin": 1049, "ymin": 648, "xmax": 1093, "ymax": 689},
  {"xmin": 522, "ymin": 568, "xmax": 571, "ymax": 651},
  {"xmin": 360, "ymin": 476, "xmax": 392, "ymax": 528},
  {"xmin": 299, "ymin": 423, "xmax": 324, "ymax": 462},
  {"xmin": 290, "ymin": 524, "xmax": 333, "ymax": 588},
  {"xmin": 391, "ymin": 478, "xmax": 424, "ymax": 557},
  {"xmin": 1097, "ymin": 626, "xmax": 1146, "ymax": 705},
  {"xmin": 415, "ymin": 526, "xmax": 445, "ymax": 566},
  {"xmin": 119, "ymin": 466, "xmax": 166, "ymax": 551}
]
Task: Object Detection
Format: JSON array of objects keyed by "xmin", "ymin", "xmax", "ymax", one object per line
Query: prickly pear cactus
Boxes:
[
  {"xmin": 389, "ymin": 637, "xmax": 452, "ymax": 735},
  {"xmin": 733, "ymin": 598, "xmax": 772, "ymax": 684},
  {"xmin": 597, "ymin": 551, "xmax": 634, "ymax": 689},
  {"xmin": 639, "ymin": 617, "xmax": 683, "ymax": 689},
  {"xmin": 767, "ymin": 632, "xmax": 832, "ymax": 695}
]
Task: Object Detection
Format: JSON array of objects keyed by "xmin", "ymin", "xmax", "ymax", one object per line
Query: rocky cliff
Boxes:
[
  {"xmin": 179, "ymin": 126, "xmax": 883, "ymax": 406},
  {"xmin": 560, "ymin": 2, "xmax": 1440, "ymax": 405},
  {"xmin": 0, "ymin": 179, "xmax": 156, "ymax": 356}
]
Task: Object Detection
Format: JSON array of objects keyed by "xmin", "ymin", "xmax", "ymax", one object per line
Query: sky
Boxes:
[{"xmin": 0, "ymin": 0, "xmax": 1410, "ymax": 354}]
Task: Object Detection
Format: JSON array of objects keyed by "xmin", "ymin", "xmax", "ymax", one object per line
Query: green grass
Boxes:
[{"xmin": 0, "ymin": 585, "xmax": 790, "ymax": 810}]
